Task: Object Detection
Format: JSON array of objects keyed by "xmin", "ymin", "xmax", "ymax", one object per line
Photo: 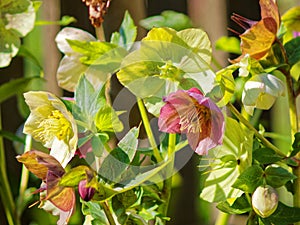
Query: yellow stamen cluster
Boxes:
[{"xmin": 34, "ymin": 110, "xmax": 73, "ymax": 143}]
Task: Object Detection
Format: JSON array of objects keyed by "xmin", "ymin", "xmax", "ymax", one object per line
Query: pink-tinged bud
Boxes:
[
  {"xmin": 252, "ymin": 185, "xmax": 278, "ymax": 218},
  {"xmin": 78, "ymin": 180, "xmax": 95, "ymax": 201}
]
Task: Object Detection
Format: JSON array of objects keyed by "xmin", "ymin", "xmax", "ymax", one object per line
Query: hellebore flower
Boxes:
[
  {"xmin": 23, "ymin": 91, "xmax": 78, "ymax": 167},
  {"xmin": 231, "ymin": 0, "xmax": 280, "ymax": 60},
  {"xmin": 252, "ymin": 185, "xmax": 279, "ymax": 218},
  {"xmin": 242, "ymin": 73, "xmax": 285, "ymax": 115},
  {"xmin": 158, "ymin": 88, "xmax": 225, "ymax": 155},
  {"xmin": 17, "ymin": 150, "xmax": 75, "ymax": 225}
]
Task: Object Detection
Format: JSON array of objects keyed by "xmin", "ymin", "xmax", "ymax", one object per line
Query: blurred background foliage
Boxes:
[{"xmin": 0, "ymin": 0, "xmax": 299, "ymax": 224}]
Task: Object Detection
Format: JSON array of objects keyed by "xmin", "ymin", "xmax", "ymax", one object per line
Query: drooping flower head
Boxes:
[
  {"xmin": 158, "ymin": 88, "xmax": 225, "ymax": 155},
  {"xmin": 17, "ymin": 150, "xmax": 75, "ymax": 225},
  {"xmin": 231, "ymin": 0, "xmax": 280, "ymax": 60},
  {"xmin": 23, "ymin": 91, "xmax": 78, "ymax": 167}
]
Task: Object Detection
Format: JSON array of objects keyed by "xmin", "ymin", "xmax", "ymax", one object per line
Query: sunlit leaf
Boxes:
[
  {"xmin": 215, "ymin": 36, "xmax": 241, "ymax": 54},
  {"xmin": 139, "ymin": 10, "xmax": 192, "ymax": 31},
  {"xmin": 200, "ymin": 117, "xmax": 253, "ymax": 202},
  {"xmin": 118, "ymin": 127, "xmax": 140, "ymax": 162},
  {"xmin": 94, "ymin": 106, "xmax": 124, "ymax": 133},
  {"xmin": 110, "ymin": 10, "xmax": 137, "ymax": 51},
  {"xmin": 0, "ymin": 0, "xmax": 36, "ymax": 67}
]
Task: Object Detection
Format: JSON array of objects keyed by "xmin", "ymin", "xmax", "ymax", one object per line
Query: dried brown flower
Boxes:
[{"xmin": 82, "ymin": 0, "xmax": 111, "ymax": 27}]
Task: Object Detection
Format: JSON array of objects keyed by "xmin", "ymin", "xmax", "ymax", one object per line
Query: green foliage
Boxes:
[
  {"xmin": 139, "ymin": 10, "xmax": 193, "ymax": 31},
  {"xmin": 200, "ymin": 118, "xmax": 253, "ymax": 202},
  {"xmin": 253, "ymin": 148, "xmax": 284, "ymax": 164},
  {"xmin": 0, "ymin": 0, "xmax": 38, "ymax": 67},
  {"xmin": 215, "ymin": 36, "xmax": 241, "ymax": 54},
  {"xmin": 216, "ymin": 195, "xmax": 252, "ymax": 214},
  {"xmin": 110, "ymin": 11, "xmax": 137, "ymax": 51},
  {"xmin": 284, "ymin": 37, "xmax": 300, "ymax": 66}
]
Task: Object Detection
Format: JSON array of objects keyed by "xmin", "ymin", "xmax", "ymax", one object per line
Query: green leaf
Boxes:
[
  {"xmin": 91, "ymin": 134, "xmax": 106, "ymax": 157},
  {"xmin": 112, "ymin": 195, "xmax": 128, "ymax": 224},
  {"xmin": 110, "ymin": 11, "xmax": 137, "ymax": 51},
  {"xmin": 284, "ymin": 37, "xmax": 300, "ymax": 66},
  {"xmin": 0, "ymin": 130, "xmax": 25, "ymax": 144},
  {"xmin": 253, "ymin": 148, "xmax": 283, "ymax": 164},
  {"xmin": 75, "ymin": 75, "xmax": 106, "ymax": 129},
  {"xmin": 282, "ymin": 6, "xmax": 300, "ymax": 32},
  {"xmin": 200, "ymin": 117, "xmax": 253, "ymax": 202},
  {"xmin": 35, "ymin": 15, "xmax": 77, "ymax": 26},
  {"xmin": 0, "ymin": 0, "xmax": 36, "ymax": 67},
  {"xmin": 82, "ymin": 201, "xmax": 109, "ymax": 225},
  {"xmin": 232, "ymin": 165, "xmax": 264, "ymax": 193},
  {"xmin": 0, "ymin": 76, "xmax": 43, "ymax": 103},
  {"xmin": 261, "ymin": 202, "xmax": 300, "ymax": 225},
  {"xmin": 215, "ymin": 36, "xmax": 241, "ymax": 54},
  {"xmin": 118, "ymin": 127, "xmax": 140, "ymax": 162},
  {"xmin": 139, "ymin": 10, "xmax": 193, "ymax": 31},
  {"xmin": 67, "ymin": 39, "xmax": 128, "ymax": 72},
  {"xmin": 265, "ymin": 165, "xmax": 296, "ymax": 188},
  {"xmin": 291, "ymin": 132, "xmax": 300, "ymax": 156},
  {"xmin": 98, "ymin": 148, "xmax": 130, "ymax": 183},
  {"xmin": 60, "ymin": 165, "xmax": 92, "ymax": 187},
  {"xmin": 95, "ymin": 105, "xmax": 124, "ymax": 133},
  {"xmin": 216, "ymin": 195, "xmax": 252, "ymax": 214},
  {"xmin": 208, "ymin": 65, "xmax": 236, "ymax": 107},
  {"xmin": 17, "ymin": 45, "xmax": 43, "ymax": 70}
]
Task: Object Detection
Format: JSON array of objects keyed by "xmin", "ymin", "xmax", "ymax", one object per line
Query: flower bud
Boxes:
[
  {"xmin": 252, "ymin": 185, "xmax": 278, "ymax": 218},
  {"xmin": 78, "ymin": 180, "xmax": 95, "ymax": 201}
]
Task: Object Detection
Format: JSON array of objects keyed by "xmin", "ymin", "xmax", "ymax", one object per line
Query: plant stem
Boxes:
[
  {"xmin": 160, "ymin": 133, "xmax": 176, "ymax": 221},
  {"xmin": 17, "ymin": 135, "xmax": 32, "ymax": 219},
  {"xmin": 100, "ymin": 201, "xmax": 117, "ymax": 225},
  {"xmin": 215, "ymin": 211, "xmax": 230, "ymax": 225},
  {"xmin": 137, "ymin": 97, "xmax": 163, "ymax": 162},
  {"xmin": 0, "ymin": 108, "xmax": 19, "ymax": 225},
  {"xmin": 228, "ymin": 103, "xmax": 285, "ymax": 157},
  {"xmin": 95, "ymin": 25, "xmax": 106, "ymax": 42}
]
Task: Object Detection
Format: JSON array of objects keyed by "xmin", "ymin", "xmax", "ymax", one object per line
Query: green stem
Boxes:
[
  {"xmin": 17, "ymin": 135, "xmax": 32, "ymax": 219},
  {"xmin": 137, "ymin": 97, "xmax": 163, "ymax": 162},
  {"xmin": 215, "ymin": 211, "xmax": 230, "ymax": 225},
  {"xmin": 0, "ymin": 109, "xmax": 19, "ymax": 225},
  {"xmin": 100, "ymin": 201, "xmax": 117, "ymax": 225},
  {"xmin": 228, "ymin": 103, "xmax": 285, "ymax": 157},
  {"xmin": 160, "ymin": 133, "xmax": 176, "ymax": 221}
]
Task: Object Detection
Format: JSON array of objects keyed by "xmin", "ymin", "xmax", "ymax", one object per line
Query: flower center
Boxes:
[
  {"xmin": 35, "ymin": 110, "xmax": 73, "ymax": 143},
  {"xmin": 158, "ymin": 61, "xmax": 183, "ymax": 80},
  {"xmin": 179, "ymin": 103, "xmax": 211, "ymax": 134}
]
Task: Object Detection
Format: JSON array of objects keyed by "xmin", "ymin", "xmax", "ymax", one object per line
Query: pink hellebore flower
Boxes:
[{"xmin": 158, "ymin": 88, "xmax": 225, "ymax": 155}]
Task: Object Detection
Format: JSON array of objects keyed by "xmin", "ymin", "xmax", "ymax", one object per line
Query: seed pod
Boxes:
[
  {"xmin": 252, "ymin": 185, "xmax": 278, "ymax": 218},
  {"xmin": 78, "ymin": 180, "xmax": 96, "ymax": 201}
]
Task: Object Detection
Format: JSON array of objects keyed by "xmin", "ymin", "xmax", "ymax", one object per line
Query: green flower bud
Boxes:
[{"xmin": 252, "ymin": 185, "xmax": 278, "ymax": 218}]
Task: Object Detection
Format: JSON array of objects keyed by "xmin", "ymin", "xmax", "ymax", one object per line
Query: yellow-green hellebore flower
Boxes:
[
  {"xmin": 242, "ymin": 73, "xmax": 285, "ymax": 115},
  {"xmin": 23, "ymin": 91, "xmax": 78, "ymax": 167}
]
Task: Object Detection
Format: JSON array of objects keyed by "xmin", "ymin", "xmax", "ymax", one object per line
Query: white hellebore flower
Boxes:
[
  {"xmin": 23, "ymin": 91, "xmax": 78, "ymax": 168},
  {"xmin": 242, "ymin": 73, "xmax": 285, "ymax": 115}
]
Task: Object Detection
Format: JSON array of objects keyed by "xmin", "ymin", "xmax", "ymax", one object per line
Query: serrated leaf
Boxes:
[
  {"xmin": 208, "ymin": 65, "xmax": 236, "ymax": 107},
  {"xmin": 200, "ymin": 118, "xmax": 253, "ymax": 202},
  {"xmin": 261, "ymin": 202, "xmax": 300, "ymax": 225},
  {"xmin": 67, "ymin": 39, "xmax": 128, "ymax": 72},
  {"xmin": 82, "ymin": 201, "xmax": 109, "ymax": 225},
  {"xmin": 118, "ymin": 127, "xmax": 140, "ymax": 162},
  {"xmin": 265, "ymin": 165, "xmax": 296, "ymax": 188},
  {"xmin": 60, "ymin": 165, "xmax": 92, "ymax": 187},
  {"xmin": 95, "ymin": 106, "xmax": 124, "ymax": 133},
  {"xmin": 98, "ymin": 148, "xmax": 130, "ymax": 183},
  {"xmin": 216, "ymin": 195, "xmax": 251, "ymax": 214},
  {"xmin": 75, "ymin": 75, "xmax": 106, "ymax": 129},
  {"xmin": 139, "ymin": 10, "xmax": 192, "ymax": 31},
  {"xmin": 291, "ymin": 132, "xmax": 300, "ymax": 156},
  {"xmin": 284, "ymin": 37, "xmax": 300, "ymax": 66},
  {"xmin": 0, "ymin": 76, "xmax": 43, "ymax": 104},
  {"xmin": 110, "ymin": 11, "xmax": 137, "ymax": 51},
  {"xmin": 215, "ymin": 36, "xmax": 241, "ymax": 54},
  {"xmin": 253, "ymin": 148, "xmax": 283, "ymax": 164},
  {"xmin": 232, "ymin": 165, "xmax": 264, "ymax": 193}
]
